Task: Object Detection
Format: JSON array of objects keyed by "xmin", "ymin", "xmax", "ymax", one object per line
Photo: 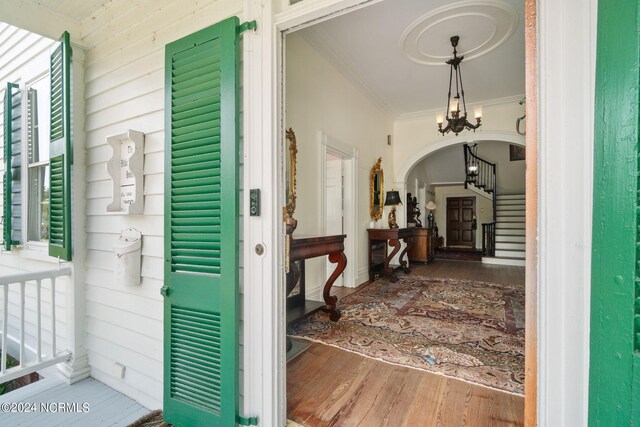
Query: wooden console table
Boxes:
[
  {"xmin": 286, "ymin": 234, "xmax": 346, "ymax": 322},
  {"xmin": 408, "ymin": 227, "xmax": 436, "ymax": 263},
  {"xmin": 367, "ymin": 228, "xmax": 414, "ymax": 282}
]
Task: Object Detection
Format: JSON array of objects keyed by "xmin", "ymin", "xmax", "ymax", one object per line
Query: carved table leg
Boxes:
[
  {"xmin": 286, "ymin": 261, "xmax": 300, "ymax": 297},
  {"xmin": 384, "ymin": 238, "xmax": 402, "ymax": 283},
  {"xmin": 285, "ymin": 261, "xmax": 300, "ymax": 353},
  {"xmin": 399, "ymin": 235, "xmax": 414, "ymax": 274},
  {"xmin": 322, "ymin": 251, "xmax": 347, "ymax": 321}
]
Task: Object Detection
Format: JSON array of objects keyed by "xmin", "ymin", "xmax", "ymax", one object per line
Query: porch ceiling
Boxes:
[
  {"xmin": 0, "ymin": 0, "xmax": 109, "ymax": 42},
  {"xmin": 0, "ymin": 0, "xmax": 525, "ymax": 117},
  {"xmin": 14, "ymin": 0, "xmax": 108, "ymax": 23}
]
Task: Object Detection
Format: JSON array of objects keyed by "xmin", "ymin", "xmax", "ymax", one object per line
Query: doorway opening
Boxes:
[
  {"xmin": 320, "ymin": 132, "xmax": 358, "ymax": 288},
  {"xmin": 278, "ymin": 1, "xmax": 533, "ymax": 425}
]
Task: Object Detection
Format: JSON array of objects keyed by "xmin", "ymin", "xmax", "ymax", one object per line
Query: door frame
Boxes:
[
  {"xmin": 241, "ymin": 0, "xmax": 598, "ymax": 425},
  {"xmin": 320, "ymin": 131, "xmax": 358, "ymax": 287}
]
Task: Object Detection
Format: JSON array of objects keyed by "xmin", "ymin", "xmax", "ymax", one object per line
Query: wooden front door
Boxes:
[{"xmin": 446, "ymin": 197, "xmax": 475, "ymax": 248}]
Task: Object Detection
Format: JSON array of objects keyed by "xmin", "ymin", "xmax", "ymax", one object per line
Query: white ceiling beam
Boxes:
[{"xmin": 0, "ymin": 0, "xmax": 82, "ymax": 43}]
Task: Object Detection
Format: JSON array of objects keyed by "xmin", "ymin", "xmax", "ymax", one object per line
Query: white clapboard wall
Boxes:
[{"xmin": 81, "ymin": 0, "xmax": 244, "ymax": 409}]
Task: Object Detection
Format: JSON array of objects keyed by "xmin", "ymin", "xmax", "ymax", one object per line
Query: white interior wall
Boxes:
[
  {"xmin": 285, "ymin": 32, "xmax": 394, "ymax": 294},
  {"xmin": 406, "ymin": 140, "xmax": 525, "ymax": 210},
  {"xmin": 393, "ymin": 100, "xmax": 525, "ymax": 182},
  {"xmin": 79, "ymin": 0, "xmax": 243, "ymax": 409},
  {"xmin": 475, "ymin": 141, "xmax": 526, "ymax": 194},
  {"xmin": 407, "ymin": 145, "xmax": 465, "ymax": 190}
]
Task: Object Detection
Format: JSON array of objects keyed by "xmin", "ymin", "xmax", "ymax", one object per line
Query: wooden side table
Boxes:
[
  {"xmin": 408, "ymin": 227, "xmax": 436, "ymax": 263},
  {"xmin": 367, "ymin": 228, "xmax": 414, "ymax": 282},
  {"xmin": 286, "ymin": 234, "xmax": 346, "ymax": 322}
]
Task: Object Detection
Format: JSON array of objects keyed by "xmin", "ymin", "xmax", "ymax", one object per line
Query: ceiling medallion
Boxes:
[{"xmin": 400, "ymin": 1, "xmax": 519, "ymax": 66}]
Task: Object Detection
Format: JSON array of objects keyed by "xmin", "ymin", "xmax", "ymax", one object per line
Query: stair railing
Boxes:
[
  {"xmin": 482, "ymin": 222, "xmax": 496, "ymax": 257},
  {"xmin": 464, "ymin": 144, "xmax": 497, "ymax": 256}
]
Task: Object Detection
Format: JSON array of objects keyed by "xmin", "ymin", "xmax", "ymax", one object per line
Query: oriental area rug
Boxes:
[
  {"xmin": 126, "ymin": 409, "xmax": 304, "ymax": 427},
  {"xmin": 434, "ymin": 248, "xmax": 483, "ymax": 262},
  {"xmin": 287, "ymin": 276, "xmax": 525, "ymax": 394}
]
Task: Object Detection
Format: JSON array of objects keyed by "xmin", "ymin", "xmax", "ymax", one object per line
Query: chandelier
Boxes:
[
  {"xmin": 437, "ymin": 36, "xmax": 482, "ymax": 135},
  {"xmin": 466, "ymin": 143, "xmax": 479, "ymax": 178}
]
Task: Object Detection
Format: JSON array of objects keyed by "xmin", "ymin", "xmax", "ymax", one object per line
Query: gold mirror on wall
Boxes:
[
  {"xmin": 284, "ymin": 128, "xmax": 298, "ymax": 235},
  {"xmin": 370, "ymin": 157, "xmax": 384, "ymax": 220}
]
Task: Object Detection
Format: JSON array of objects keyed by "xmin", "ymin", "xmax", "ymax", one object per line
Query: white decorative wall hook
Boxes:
[{"xmin": 106, "ymin": 130, "xmax": 145, "ymax": 215}]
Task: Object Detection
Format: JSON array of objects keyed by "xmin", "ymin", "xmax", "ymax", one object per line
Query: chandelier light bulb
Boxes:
[{"xmin": 450, "ymin": 98, "xmax": 459, "ymax": 113}]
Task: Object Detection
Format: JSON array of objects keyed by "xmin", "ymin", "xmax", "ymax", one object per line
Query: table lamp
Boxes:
[
  {"xmin": 426, "ymin": 201, "xmax": 436, "ymax": 228},
  {"xmin": 384, "ymin": 191, "xmax": 402, "ymax": 228}
]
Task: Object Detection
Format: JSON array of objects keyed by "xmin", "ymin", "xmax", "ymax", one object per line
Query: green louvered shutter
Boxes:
[
  {"xmin": 48, "ymin": 31, "xmax": 72, "ymax": 260},
  {"xmin": 163, "ymin": 17, "xmax": 240, "ymax": 426},
  {"xmin": 3, "ymin": 83, "xmax": 22, "ymax": 249}
]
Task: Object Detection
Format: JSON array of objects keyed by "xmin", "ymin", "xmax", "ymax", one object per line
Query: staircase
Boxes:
[
  {"xmin": 482, "ymin": 194, "xmax": 525, "ymax": 266},
  {"xmin": 464, "ymin": 144, "xmax": 495, "ymax": 200},
  {"xmin": 462, "ymin": 145, "xmax": 525, "ymax": 267}
]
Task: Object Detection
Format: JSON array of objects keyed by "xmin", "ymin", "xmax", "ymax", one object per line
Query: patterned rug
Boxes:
[
  {"xmin": 287, "ymin": 276, "xmax": 525, "ymax": 394},
  {"xmin": 434, "ymin": 248, "xmax": 483, "ymax": 261},
  {"xmin": 127, "ymin": 410, "xmax": 304, "ymax": 427},
  {"xmin": 127, "ymin": 410, "xmax": 171, "ymax": 427}
]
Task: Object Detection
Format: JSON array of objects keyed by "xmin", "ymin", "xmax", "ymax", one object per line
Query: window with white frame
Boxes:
[
  {"xmin": 4, "ymin": 31, "xmax": 72, "ymax": 259},
  {"xmin": 25, "ymin": 74, "xmax": 50, "ymax": 243},
  {"xmin": 3, "ymin": 74, "xmax": 51, "ymax": 248}
]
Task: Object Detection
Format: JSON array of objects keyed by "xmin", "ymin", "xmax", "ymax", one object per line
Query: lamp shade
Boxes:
[
  {"xmin": 384, "ymin": 190, "xmax": 402, "ymax": 206},
  {"xmin": 426, "ymin": 201, "xmax": 436, "ymax": 210}
]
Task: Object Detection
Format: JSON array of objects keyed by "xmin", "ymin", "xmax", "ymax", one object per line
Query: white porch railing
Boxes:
[{"xmin": 0, "ymin": 267, "xmax": 72, "ymax": 384}]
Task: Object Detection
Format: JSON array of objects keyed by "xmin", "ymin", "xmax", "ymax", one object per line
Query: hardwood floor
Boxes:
[{"xmin": 287, "ymin": 260, "xmax": 525, "ymax": 427}]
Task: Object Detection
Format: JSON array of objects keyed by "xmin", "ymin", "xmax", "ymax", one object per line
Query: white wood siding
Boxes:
[
  {"xmin": 0, "ymin": 23, "xmax": 70, "ymax": 363},
  {"xmin": 80, "ymin": 0, "xmax": 243, "ymax": 409}
]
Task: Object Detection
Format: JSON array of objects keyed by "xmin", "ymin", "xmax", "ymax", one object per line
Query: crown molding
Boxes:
[
  {"xmin": 396, "ymin": 94, "xmax": 525, "ymax": 122},
  {"xmin": 299, "ymin": 25, "xmax": 395, "ymax": 117}
]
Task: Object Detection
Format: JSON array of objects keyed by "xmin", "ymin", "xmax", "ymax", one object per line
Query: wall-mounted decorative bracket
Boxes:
[{"xmin": 106, "ymin": 130, "xmax": 144, "ymax": 214}]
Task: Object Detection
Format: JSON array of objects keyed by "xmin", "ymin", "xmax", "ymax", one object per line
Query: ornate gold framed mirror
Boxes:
[
  {"xmin": 283, "ymin": 128, "xmax": 298, "ymax": 234},
  {"xmin": 370, "ymin": 157, "xmax": 384, "ymax": 220}
]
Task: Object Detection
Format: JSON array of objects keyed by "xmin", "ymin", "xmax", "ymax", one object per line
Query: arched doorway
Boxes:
[
  {"xmin": 397, "ymin": 131, "xmax": 526, "ymax": 191},
  {"xmin": 401, "ymin": 137, "xmax": 525, "ymax": 258}
]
